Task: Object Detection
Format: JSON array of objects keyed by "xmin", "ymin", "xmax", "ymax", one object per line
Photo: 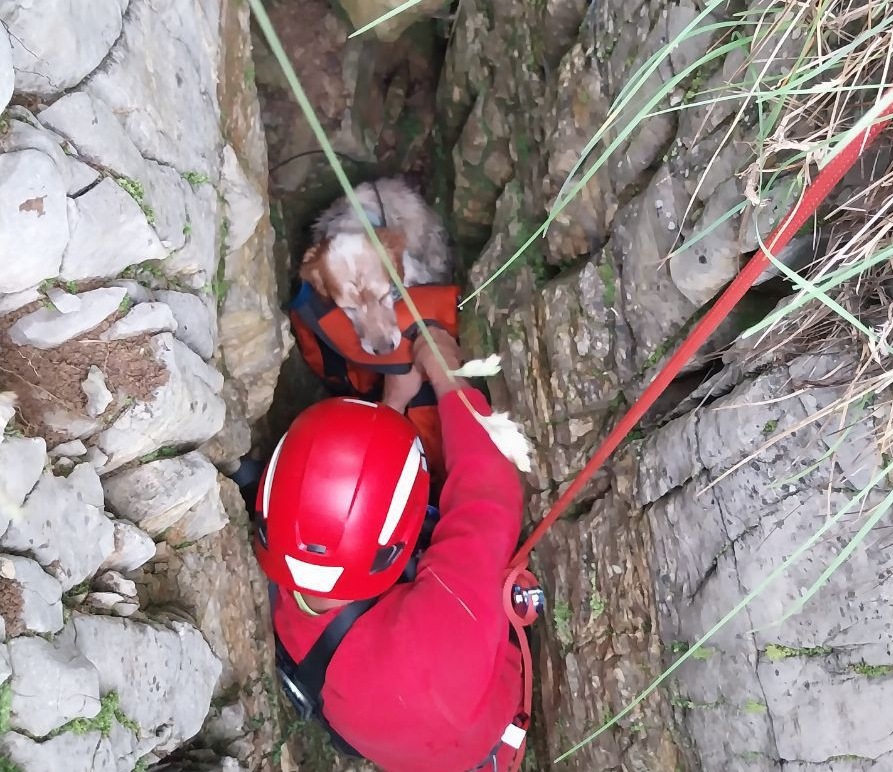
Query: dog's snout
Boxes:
[{"xmin": 372, "ymin": 341, "xmax": 397, "ymax": 355}]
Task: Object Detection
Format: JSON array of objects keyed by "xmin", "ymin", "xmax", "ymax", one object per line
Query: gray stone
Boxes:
[
  {"xmin": 101, "ymin": 520, "xmax": 157, "ymax": 574},
  {"xmin": 221, "ymin": 145, "xmax": 264, "ymax": 252},
  {"xmin": 0, "ymin": 437, "xmax": 47, "ymax": 535},
  {"xmin": 8, "ymin": 636, "xmax": 101, "ymax": 736},
  {"xmin": 0, "ymin": 0, "xmax": 128, "ymax": 95},
  {"xmin": 63, "ymin": 614, "xmax": 222, "ymax": 757},
  {"xmin": 94, "ymin": 571, "xmax": 137, "ymax": 599},
  {"xmin": 84, "ymin": 0, "xmax": 223, "ymax": 178},
  {"xmin": 45, "ymin": 287, "xmax": 82, "ymax": 314},
  {"xmin": 85, "ymin": 591, "xmax": 126, "ymax": 612},
  {"xmin": 103, "ymin": 451, "xmax": 223, "ymax": 538},
  {"xmin": 1, "ymin": 464, "xmax": 115, "ymax": 590},
  {"xmin": 0, "ymin": 288, "xmax": 41, "ymax": 314},
  {"xmin": 41, "ymin": 409, "xmax": 102, "ymax": 443},
  {"xmin": 155, "ymin": 289, "xmax": 217, "ymax": 360},
  {"xmin": 0, "ymin": 149, "xmax": 69, "ymax": 293},
  {"xmin": 110, "ymin": 279, "xmax": 153, "ymax": 305},
  {"xmin": 81, "ymin": 365, "xmax": 114, "ymax": 418},
  {"xmin": 96, "ymin": 334, "xmax": 225, "ymax": 472},
  {"xmin": 61, "ymin": 177, "xmax": 168, "ymax": 281},
  {"xmin": 0, "ymin": 730, "xmax": 129, "ymax": 772},
  {"xmin": 0, "ymin": 25, "xmax": 12, "ymax": 114},
  {"xmin": 48, "ymin": 440, "xmax": 88, "ymax": 458},
  {"xmin": 85, "ymin": 446, "xmax": 109, "ymax": 469},
  {"xmin": 2, "ymin": 555, "xmax": 63, "ymax": 636},
  {"xmin": 101, "ymin": 301, "xmax": 178, "ymax": 341},
  {"xmin": 9, "ymin": 287, "xmax": 127, "ymax": 349},
  {"xmin": 0, "ymin": 391, "xmax": 14, "ymax": 436},
  {"xmin": 37, "ymin": 91, "xmax": 193, "ymax": 261}
]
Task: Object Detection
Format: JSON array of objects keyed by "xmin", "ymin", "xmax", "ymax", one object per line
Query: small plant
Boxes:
[
  {"xmin": 764, "ymin": 643, "xmax": 831, "ymax": 662},
  {"xmin": 139, "ymin": 446, "xmax": 179, "ymax": 463},
  {"xmin": 762, "ymin": 420, "xmax": 778, "ymax": 436},
  {"xmin": 181, "ymin": 171, "xmax": 211, "ymax": 187},
  {"xmin": 552, "ymin": 601, "xmax": 573, "ymax": 649},
  {"xmin": 183, "ymin": 221, "xmax": 193, "ymax": 237},
  {"xmin": 58, "ymin": 692, "xmax": 139, "ymax": 737},
  {"xmin": 0, "ymin": 757, "xmax": 23, "ymax": 772},
  {"xmin": 691, "ymin": 646, "xmax": 715, "ymax": 661},
  {"xmin": 115, "ymin": 177, "xmax": 157, "ymax": 225},
  {"xmin": 850, "ymin": 661, "xmax": 893, "ymax": 678},
  {"xmin": 118, "ymin": 295, "xmax": 134, "ymax": 314},
  {"xmin": 742, "ymin": 699, "xmax": 767, "ymax": 714},
  {"xmin": 0, "ymin": 683, "xmax": 12, "ymax": 734}
]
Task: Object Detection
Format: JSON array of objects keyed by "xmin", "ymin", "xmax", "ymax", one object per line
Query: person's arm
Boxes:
[{"xmin": 411, "ymin": 329, "xmax": 524, "ymax": 609}]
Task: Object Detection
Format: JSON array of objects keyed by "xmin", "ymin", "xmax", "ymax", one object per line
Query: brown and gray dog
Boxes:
[{"xmin": 300, "ymin": 178, "xmax": 453, "ymax": 355}]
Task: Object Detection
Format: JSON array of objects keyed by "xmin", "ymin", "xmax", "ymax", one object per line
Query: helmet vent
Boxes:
[
  {"xmin": 370, "ymin": 543, "xmax": 405, "ymax": 574},
  {"xmin": 304, "ymin": 543, "xmax": 327, "ymax": 555}
]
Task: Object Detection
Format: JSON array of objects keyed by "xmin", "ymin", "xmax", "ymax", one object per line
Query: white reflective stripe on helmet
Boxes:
[
  {"xmin": 413, "ymin": 436, "xmax": 428, "ymax": 472},
  {"xmin": 377, "ymin": 442, "xmax": 421, "ymax": 546},
  {"xmin": 262, "ymin": 434, "xmax": 288, "ymax": 519},
  {"xmin": 342, "ymin": 398, "xmax": 378, "ymax": 408},
  {"xmin": 285, "ymin": 555, "xmax": 345, "ymax": 593}
]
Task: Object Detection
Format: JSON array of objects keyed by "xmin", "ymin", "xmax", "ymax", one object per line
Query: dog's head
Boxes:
[{"xmin": 300, "ymin": 229, "xmax": 407, "ymax": 356}]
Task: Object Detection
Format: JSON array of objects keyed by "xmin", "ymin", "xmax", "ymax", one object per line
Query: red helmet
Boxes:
[{"xmin": 253, "ymin": 398, "xmax": 430, "ymax": 600}]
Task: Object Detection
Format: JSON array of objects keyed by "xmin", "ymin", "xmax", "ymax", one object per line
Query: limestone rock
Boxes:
[
  {"xmin": 94, "ymin": 570, "xmax": 137, "ymax": 599},
  {"xmin": 154, "ymin": 290, "xmax": 217, "ymax": 360},
  {"xmin": 0, "ymin": 730, "xmax": 131, "ymax": 772},
  {"xmin": 0, "ymin": 391, "xmax": 15, "ymax": 438},
  {"xmin": 0, "ymin": 555, "xmax": 63, "ymax": 636},
  {"xmin": 84, "ymin": 0, "xmax": 223, "ymax": 178},
  {"xmin": 0, "ymin": 149, "xmax": 69, "ymax": 293},
  {"xmin": 8, "ymin": 636, "xmax": 101, "ymax": 736},
  {"xmin": 61, "ymin": 177, "xmax": 169, "ymax": 281},
  {"xmin": 221, "ymin": 145, "xmax": 264, "ymax": 253},
  {"xmin": 45, "ymin": 287, "xmax": 82, "ymax": 314},
  {"xmin": 101, "ymin": 301, "xmax": 179, "ymax": 341},
  {"xmin": 37, "ymin": 91, "xmax": 197, "ymax": 269},
  {"xmin": 81, "ymin": 365, "xmax": 114, "ymax": 418},
  {"xmin": 1, "ymin": 464, "xmax": 115, "ymax": 591},
  {"xmin": 0, "ymin": 288, "xmax": 42, "ymax": 314},
  {"xmin": 48, "ymin": 440, "xmax": 88, "ymax": 458},
  {"xmin": 0, "ymin": 436, "xmax": 45, "ymax": 508},
  {"xmin": 96, "ymin": 333, "xmax": 226, "ymax": 472},
  {"xmin": 0, "ymin": 24, "xmax": 11, "ymax": 113},
  {"xmin": 0, "ymin": 0, "xmax": 128, "ymax": 95},
  {"xmin": 9, "ymin": 287, "xmax": 127, "ymax": 349},
  {"xmin": 62, "ymin": 613, "xmax": 222, "ymax": 757},
  {"xmin": 101, "ymin": 520, "xmax": 157, "ymax": 574},
  {"xmin": 103, "ymin": 451, "xmax": 226, "ymax": 540}
]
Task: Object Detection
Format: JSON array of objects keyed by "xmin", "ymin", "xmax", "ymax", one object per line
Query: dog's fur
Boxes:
[{"xmin": 300, "ymin": 178, "xmax": 453, "ymax": 355}]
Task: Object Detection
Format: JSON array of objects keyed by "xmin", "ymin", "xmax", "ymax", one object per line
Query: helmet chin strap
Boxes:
[{"xmin": 293, "ymin": 591, "xmax": 321, "ymax": 617}]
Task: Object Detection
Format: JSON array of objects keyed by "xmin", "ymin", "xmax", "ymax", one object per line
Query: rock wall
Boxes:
[
  {"xmin": 0, "ymin": 1, "xmax": 289, "ymax": 770},
  {"xmin": 431, "ymin": 0, "xmax": 893, "ymax": 769}
]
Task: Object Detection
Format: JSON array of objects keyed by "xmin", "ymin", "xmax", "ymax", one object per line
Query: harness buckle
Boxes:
[
  {"xmin": 510, "ymin": 585, "xmax": 545, "ymax": 619},
  {"xmin": 276, "ymin": 665, "xmax": 317, "ymax": 721}
]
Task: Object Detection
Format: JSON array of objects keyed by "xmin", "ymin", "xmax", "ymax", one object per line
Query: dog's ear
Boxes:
[
  {"xmin": 375, "ymin": 228, "xmax": 406, "ymax": 280},
  {"xmin": 299, "ymin": 241, "xmax": 332, "ymax": 298}
]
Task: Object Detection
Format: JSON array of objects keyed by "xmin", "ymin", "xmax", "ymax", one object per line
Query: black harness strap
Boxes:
[{"xmin": 276, "ymin": 597, "xmax": 377, "ymax": 758}]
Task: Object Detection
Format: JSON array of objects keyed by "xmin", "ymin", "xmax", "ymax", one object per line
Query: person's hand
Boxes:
[
  {"xmin": 382, "ymin": 367, "xmax": 423, "ymax": 414},
  {"xmin": 412, "ymin": 328, "xmax": 466, "ymax": 399}
]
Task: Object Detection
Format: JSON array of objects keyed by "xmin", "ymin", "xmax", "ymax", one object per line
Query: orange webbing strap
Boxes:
[{"xmin": 501, "ymin": 566, "xmax": 539, "ymax": 772}]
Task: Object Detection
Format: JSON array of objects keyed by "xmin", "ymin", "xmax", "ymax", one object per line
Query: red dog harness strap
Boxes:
[{"xmin": 290, "ymin": 283, "xmax": 462, "ymax": 372}]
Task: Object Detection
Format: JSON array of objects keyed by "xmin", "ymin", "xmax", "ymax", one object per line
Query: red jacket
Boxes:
[{"xmin": 273, "ymin": 389, "xmax": 525, "ymax": 771}]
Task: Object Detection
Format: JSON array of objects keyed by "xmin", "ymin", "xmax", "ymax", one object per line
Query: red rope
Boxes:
[{"xmin": 511, "ymin": 91, "xmax": 893, "ymax": 570}]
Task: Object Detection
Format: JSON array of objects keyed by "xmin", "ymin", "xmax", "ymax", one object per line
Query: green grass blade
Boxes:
[
  {"xmin": 347, "ymin": 0, "xmax": 425, "ymax": 38},
  {"xmin": 742, "ymin": 243, "xmax": 893, "ymax": 338},
  {"xmin": 555, "ymin": 459, "xmax": 893, "ymax": 761}
]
